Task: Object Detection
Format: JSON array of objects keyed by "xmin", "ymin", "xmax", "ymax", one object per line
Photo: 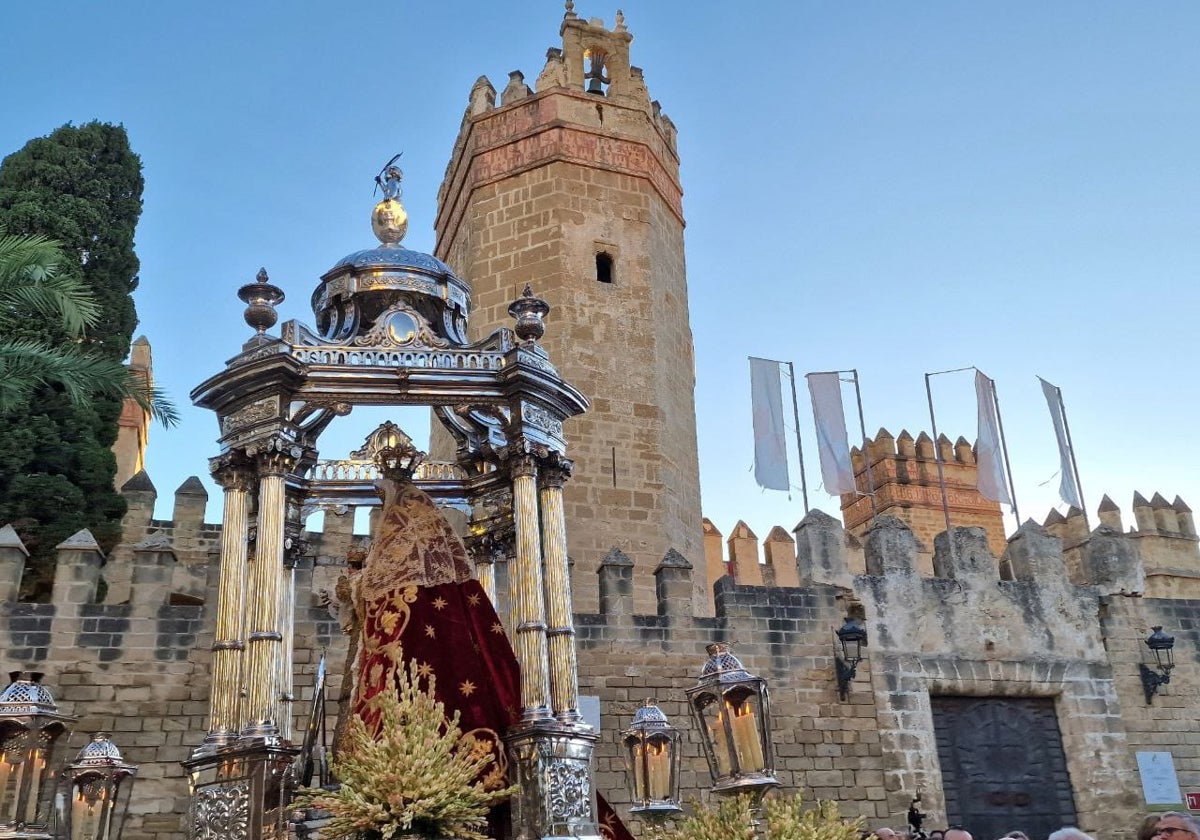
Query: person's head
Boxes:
[
  {"xmin": 1154, "ymin": 813, "xmax": 1200, "ymax": 840},
  {"xmin": 1048, "ymin": 828, "xmax": 1095, "ymax": 840},
  {"xmin": 945, "ymin": 828, "xmax": 973, "ymax": 840},
  {"xmin": 875, "ymin": 828, "xmax": 898, "ymax": 840},
  {"xmin": 929, "ymin": 831, "xmax": 944, "ymax": 840},
  {"xmin": 1003, "ymin": 832, "xmax": 1030, "ymax": 840},
  {"xmin": 1140, "ymin": 816, "xmax": 1168, "ymax": 840}
]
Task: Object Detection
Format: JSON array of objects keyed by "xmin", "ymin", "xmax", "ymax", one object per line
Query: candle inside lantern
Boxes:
[
  {"xmin": 646, "ymin": 741, "xmax": 670, "ymax": 800},
  {"xmin": 730, "ymin": 702, "xmax": 766, "ymax": 772},
  {"xmin": 71, "ymin": 786, "xmax": 105, "ymax": 840},
  {"xmin": 0, "ymin": 753, "xmax": 10, "ymax": 818},
  {"xmin": 709, "ymin": 707, "xmax": 732, "ymax": 776},
  {"xmin": 633, "ymin": 743, "xmax": 648, "ymax": 801},
  {"xmin": 24, "ymin": 753, "xmax": 44, "ymax": 824}
]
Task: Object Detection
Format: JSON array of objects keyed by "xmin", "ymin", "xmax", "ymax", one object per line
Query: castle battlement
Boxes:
[
  {"xmin": 563, "ymin": 514, "xmax": 1196, "ymax": 836},
  {"xmin": 1, "ymin": 468, "xmax": 1198, "ymax": 839},
  {"xmin": 701, "ymin": 489, "xmax": 1200, "ymax": 601},
  {"xmin": 839, "ymin": 428, "xmax": 1008, "ymax": 563}
]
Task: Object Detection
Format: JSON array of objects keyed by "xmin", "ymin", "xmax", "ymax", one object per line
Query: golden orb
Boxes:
[{"xmin": 371, "ymin": 197, "xmax": 408, "ymax": 245}]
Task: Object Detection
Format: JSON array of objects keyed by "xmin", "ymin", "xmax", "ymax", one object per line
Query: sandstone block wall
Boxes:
[{"xmin": 0, "ymin": 478, "xmax": 350, "ymax": 840}]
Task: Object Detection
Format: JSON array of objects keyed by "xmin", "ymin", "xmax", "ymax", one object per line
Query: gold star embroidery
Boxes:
[
  {"xmin": 432, "ymin": 596, "xmax": 448, "ymax": 610},
  {"xmin": 467, "ymin": 593, "xmax": 481, "ymax": 606},
  {"xmin": 491, "ymin": 622, "xmax": 505, "ymax": 634},
  {"xmin": 416, "ymin": 662, "xmax": 433, "ymax": 678},
  {"xmin": 460, "ymin": 680, "xmax": 477, "ymax": 697},
  {"xmin": 424, "ymin": 624, "xmax": 436, "ymax": 638}
]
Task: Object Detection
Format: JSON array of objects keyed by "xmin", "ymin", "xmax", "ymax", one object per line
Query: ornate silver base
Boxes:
[
  {"xmin": 505, "ymin": 721, "xmax": 603, "ymax": 840},
  {"xmin": 183, "ymin": 741, "xmax": 298, "ymax": 840},
  {"xmin": 189, "ymin": 728, "xmax": 241, "ymax": 759}
]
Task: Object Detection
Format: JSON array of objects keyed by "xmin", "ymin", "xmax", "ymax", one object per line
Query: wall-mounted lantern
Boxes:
[
  {"xmin": 1139, "ymin": 626, "xmax": 1176, "ymax": 704},
  {"xmin": 685, "ymin": 644, "xmax": 778, "ymax": 798},
  {"xmin": 0, "ymin": 672, "xmax": 75, "ymax": 839},
  {"xmin": 622, "ymin": 699, "xmax": 682, "ymax": 821},
  {"xmin": 835, "ymin": 617, "xmax": 868, "ymax": 702},
  {"xmin": 57, "ymin": 733, "xmax": 138, "ymax": 840}
]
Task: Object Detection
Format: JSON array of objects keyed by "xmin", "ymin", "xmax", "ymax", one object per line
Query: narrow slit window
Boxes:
[{"xmin": 596, "ymin": 251, "xmax": 614, "ymax": 284}]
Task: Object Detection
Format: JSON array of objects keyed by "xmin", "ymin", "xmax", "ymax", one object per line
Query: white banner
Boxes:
[
  {"xmin": 749, "ymin": 358, "xmax": 789, "ymax": 491},
  {"xmin": 1039, "ymin": 376, "xmax": 1083, "ymax": 509},
  {"xmin": 806, "ymin": 372, "xmax": 856, "ymax": 495},
  {"xmin": 975, "ymin": 371, "xmax": 1013, "ymax": 506}
]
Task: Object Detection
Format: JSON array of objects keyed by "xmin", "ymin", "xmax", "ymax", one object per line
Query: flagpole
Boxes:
[
  {"xmin": 924, "ymin": 372, "xmax": 956, "ymax": 563},
  {"xmin": 989, "ymin": 376, "xmax": 1021, "ymax": 523},
  {"xmin": 786, "ymin": 362, "xmax": 810, "ymax": 514},
  {"xmin": 1056, "ymin": 384, "xmax": 1089, "ymax": 530},
  {"xmin": 849, "ymin": 369, "xmax": 877, "ymax": 521}
]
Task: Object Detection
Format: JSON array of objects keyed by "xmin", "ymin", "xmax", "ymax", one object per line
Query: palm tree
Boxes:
[{"xmin": 0, "ymin": 232, "xmax": 178, "ymax": 425}]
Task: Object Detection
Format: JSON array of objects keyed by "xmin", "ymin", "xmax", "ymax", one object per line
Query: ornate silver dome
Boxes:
[
  {"xmin": 310, "ymin": 168, "xmax": 473, "ymax": 348},
  {"xmin": 0, "ymin": 672, "xmax": 60, "ymax": 715},
  {"xmin": 698, "ymin": 643, "xmax": 755, "ymax": 684},
  {"xmin": 330, "ymin": 247, "xmax": 454, "ymax": 275},
  {"xmin": 73, "ymin": 733, "xmax": 127, "ymax": 766},
  {"xmin": 629, "ymin": 699, "xmax": 671, "ymax": 730}
]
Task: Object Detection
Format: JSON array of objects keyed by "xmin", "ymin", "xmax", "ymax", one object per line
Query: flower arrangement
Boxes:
[
  {"xmin": 294, "ymin": 659, "xmax": 517, "ymax": 840},
  {"xmin": 650, "ymin": 792, "xmax": 863, "ymax": 840}
]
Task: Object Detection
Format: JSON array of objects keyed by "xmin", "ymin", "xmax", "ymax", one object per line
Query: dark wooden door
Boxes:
[{"xmin": 932, "ymin": 697, "xmax": 1077, "ymax": 840}]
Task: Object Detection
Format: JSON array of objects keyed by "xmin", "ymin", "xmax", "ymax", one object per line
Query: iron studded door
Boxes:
[{"xmin": 932, "ymin": 697, "xmax": 1077, "ymax": 840}]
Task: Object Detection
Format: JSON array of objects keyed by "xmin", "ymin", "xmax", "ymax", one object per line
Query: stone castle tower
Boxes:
[
  {"xmin": 112, "ymin": 335, "xmax": 153, "ymax": 490},
  {"xmin": 435, "ymin": 8, "xmax": 702, "ymax": 612},
  {"xmin": 841, "ymin": 429, "xmax": 1008, "ymax": 574}
]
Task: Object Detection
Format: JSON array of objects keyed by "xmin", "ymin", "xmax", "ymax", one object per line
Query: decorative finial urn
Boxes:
[
  {"xmin": 372, "ymin": 158, "xmax": 408, "ymax": 246},
  {"xmin": 238, "ymin": 267, "xmax": 285, "ymax": 335},
  {"xmin": 509, "ymin": 284, "xmax": 550, "ymax": 342}
]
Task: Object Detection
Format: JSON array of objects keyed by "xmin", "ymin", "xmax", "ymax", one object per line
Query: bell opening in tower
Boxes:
[{"xmin": 584, "ymin": 47, "xmax": 609, "ymax": 96}]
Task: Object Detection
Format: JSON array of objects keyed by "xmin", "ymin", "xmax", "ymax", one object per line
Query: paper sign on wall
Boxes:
[{"xmin": 1137, "ymin": 751, "xmax": 1184, "ymax": 806}]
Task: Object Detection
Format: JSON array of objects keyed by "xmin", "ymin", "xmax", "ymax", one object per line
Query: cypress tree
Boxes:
[{"xmin": 0, "ymin": 122, "xmax": 145, "ymax": 597}]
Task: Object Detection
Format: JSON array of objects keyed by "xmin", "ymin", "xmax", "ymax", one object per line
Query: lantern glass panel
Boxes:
[
  {"xmin": 69, "ymin": 773, "xmax": 109, "ymax": 840},
  {"xmin": 622, "ymin": 735, "xmax": 644, "ymax": 802},
  {"xmin": 723, "ymin": 687, "xmax": 767, "ymax": 774},
  {"xmin": 108, "ymin": 769, "xmax": 136, "ymax": 840},
  {"xmin": 64, "ymin": 769, "xmax": 136, "ymax": 840},
  {"xmin": 693, "ymin": 693, "xmax": 732, "ymax": 778},
  {"xmin": 61, "ymin": 768, "xmax": 137, "ymax": 840},
  {"xmin": 0, "ymin": 729, "xmax": 23, "ymax": 823},
  {"xmin": 643, "ymin": 734, "xmax": 673, "ymax": 801},
  {"xmin": 23, "ymin": 739, "xmax": 51, "ymax": 825}
]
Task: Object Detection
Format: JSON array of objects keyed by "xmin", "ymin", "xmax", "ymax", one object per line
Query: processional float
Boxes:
[{"xmin": 186, "ymin": 165, "xmax": 600, "ymax": 840}]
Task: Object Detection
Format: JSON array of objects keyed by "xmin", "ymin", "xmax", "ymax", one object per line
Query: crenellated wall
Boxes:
[
  {"xmin": 0, "ymin": 475, "xmax": 354, "ymax": 840},
  {"xmin": 3, "ymin": 477, "xmax": 1199, "ymax": 840},
  {"xmin": 840, "ymin": 428, "xmax": 1008, "ymax": 566}
]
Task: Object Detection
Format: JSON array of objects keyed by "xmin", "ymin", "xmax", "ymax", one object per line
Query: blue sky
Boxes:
[{"xmin": 2, "ymin": 2, "xmax": 1199, "ymax": 544}]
